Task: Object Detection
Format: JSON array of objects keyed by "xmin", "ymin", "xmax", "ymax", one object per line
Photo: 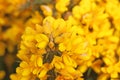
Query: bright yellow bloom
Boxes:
[
  {"xmin": 55, "ymin": 0, "xmax": 70, "ymax": 13},
  {"xmin": 7, "ymin": 0, "xmax": 120, "ymax": 80},
  {"xmin": 62, "ymin": 54, "xmax": 77, "ymax": 67}
]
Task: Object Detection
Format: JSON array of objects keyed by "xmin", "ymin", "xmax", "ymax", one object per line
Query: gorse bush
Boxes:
[{"xmin": 0, "ymin": 0, "xmax": 120, "ymax": 80}]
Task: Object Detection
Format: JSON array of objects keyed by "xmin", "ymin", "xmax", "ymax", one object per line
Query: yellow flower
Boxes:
[
  {"xmin": 72, "ymin": 5, "xmax": 82, "ymax": 19},
  {"xmin": 78, "ymin": 64, "xmax": 88, "ymax": 73},
  {"xmin": 51, "ymin": 56, "xmax": 64, "ymax": 69},
  {"xmin": 37, "ymin": 57, "xmax": 43, "ymax": 67},
  {"xmin": 0, "ymin": 70, "xmax": 5, "ymax": 80},
  {"xmin": 103, "ymin": 57, "xmax": 114, "ymax": 66},
  {"xmin": 35, "ymin": 34, "xmax": 49, "ymax": 43},
  {"xmin": 40, "ymin": 5, "xmax": 52, "ymax": 16},
  {"xmin": 110, "ymin": 72, "xmax": 118, "ymax": 79},
  {"xmin": 30, "ymin": 54, "xmax": 43, "ymax": 67},
  {"xmin": 9, "ymin": 0, "xmax": 120, "ymax": 79},
  {"xmin": 38, "ymin": 68, "xmax": 47, "ymax": 78},
  {"xmin": 52, "ymin": 18, "xmax": 66, "ymax": 38},
  {"xmin": 18, "ymin": 61, "xmax": 31, "ymax": 76},
  {"xmin": 54, "ymin": 61, "xmax": 64, "ymax": 69},
  {"xmin": 55, "ymin": 0, "xmax": 70, "ymax": 13},
  {"xmin": 43, "ymin": 16, "xmax": 55, "ymax": 34},
  {"xmin": 10, "ymin": 74, "xmax": 20, "ymax": 80},
  {"xmin": 59, "ymin": 66, "xmax": 82, "ymax": 79},
  {"xmin": 59, "ymin": 43, "xmax": 66, "ymax": 51},
  {"xmin": 62, "ymin": 54, "xmax": 77, "ymax": 67},
  {"xmin": 22, "ymin": 68, "xmax": 31, "ymax": 76},
  {"xmin": 35, "ymin": 34, "xmax": 49, "ymax": 49}
]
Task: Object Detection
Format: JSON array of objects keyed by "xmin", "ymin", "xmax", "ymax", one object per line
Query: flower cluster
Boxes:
[
  {"xmin": 0, "ymin": 0, "xmax": 120, "ymax": 80},
  {"xmin": 0, "ymin": 0, "xmax": 30, "ymax": 79}
]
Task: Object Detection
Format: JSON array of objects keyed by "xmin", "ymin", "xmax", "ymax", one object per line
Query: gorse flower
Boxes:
[
  {"xmin": 0, "ymin": 0, "xmax": 120, "ymax": 80},
  {"xmin": 55, "ymin": 0, "xmax": 70, "ymax": 13},
  {"xmin": 11, "ymin": 16, "xmax": 86, "ymax": 79}
]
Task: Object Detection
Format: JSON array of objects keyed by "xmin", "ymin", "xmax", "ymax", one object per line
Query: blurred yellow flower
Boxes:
[{"xmin": 0, "ymin": 70, "xmax": 5, "ymax": 80}]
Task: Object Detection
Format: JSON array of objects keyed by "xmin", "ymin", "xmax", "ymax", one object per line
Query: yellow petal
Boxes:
[
  {"xmin": 39, "ymin": 69, "xmax": 47, "ymax": 78},
  {"xmin": 10, "ymin": 74, "xmax": 18, "ymax": 80},
  {"xmin": 78, "ymin": 65, "xmax": 87, "ymax": 73},
  {"xmin": 66, "ymin": 66, "xmax": 75, "ymax": 73},
  {"xmin": 22, "ymin": 68, "xmax": 31, "ymax": 76},
  {"xmin": 111, "ymin": 72, "xmax": 118, "ymax": 78},
  {"xmin": 35, "ymin": 34, "xmax": 49, "ymax": 42},
  {"xmin": 20, "ymin": 61, "xmax": 28, "ymax": 68},
  {"xmin": 62, "ymin": 54, "xmax": 70, "ymax": 65},
  {"xmin": 59, "ymin": 43, "xmax": 66, "ymax": 51},
  {"xmin": 40, "ymin": 5, "xmax": 52, "ymax": 16},
  {"xmin": 21, "ymin": 76, "xmax": 30, "ymax": 80},
  {"xmin": 108, "ymin": 36, "xmax": 119, "ymax": 43},
  {"xmin": 103, "ymin": 57, "xmax": 113, "ymax": 65},
  {"xmin": 25, "ymin": 27, "xmax": 35, "ymax": 34},
  {"xmin": 55, "ymin": 63, "xmax": 61, "ymax": 69},
  {"xmin": 37, "ymin": 57, "xmax": 43, "ymax": 67},
  {"xmin": 43, "ymin": 16, "xmax": 55, "ymax": 34},
  {"xmin": 73, "ymin": 38, "xmax": 83, "ymax": 45},
  {"xmin": 16, "ymin": 67, "xmax": 22, "ymax": 73},
  {"xmin": 36, "ymin": 41, "xmax": 47, "ymax": 49},
  {"xmin": 62, "ymin": 54, "xmax": 76, "ymax": 67},
  {"xmin": 55, "ymin": 62, "xmax": 64, "ymax": 69}
]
